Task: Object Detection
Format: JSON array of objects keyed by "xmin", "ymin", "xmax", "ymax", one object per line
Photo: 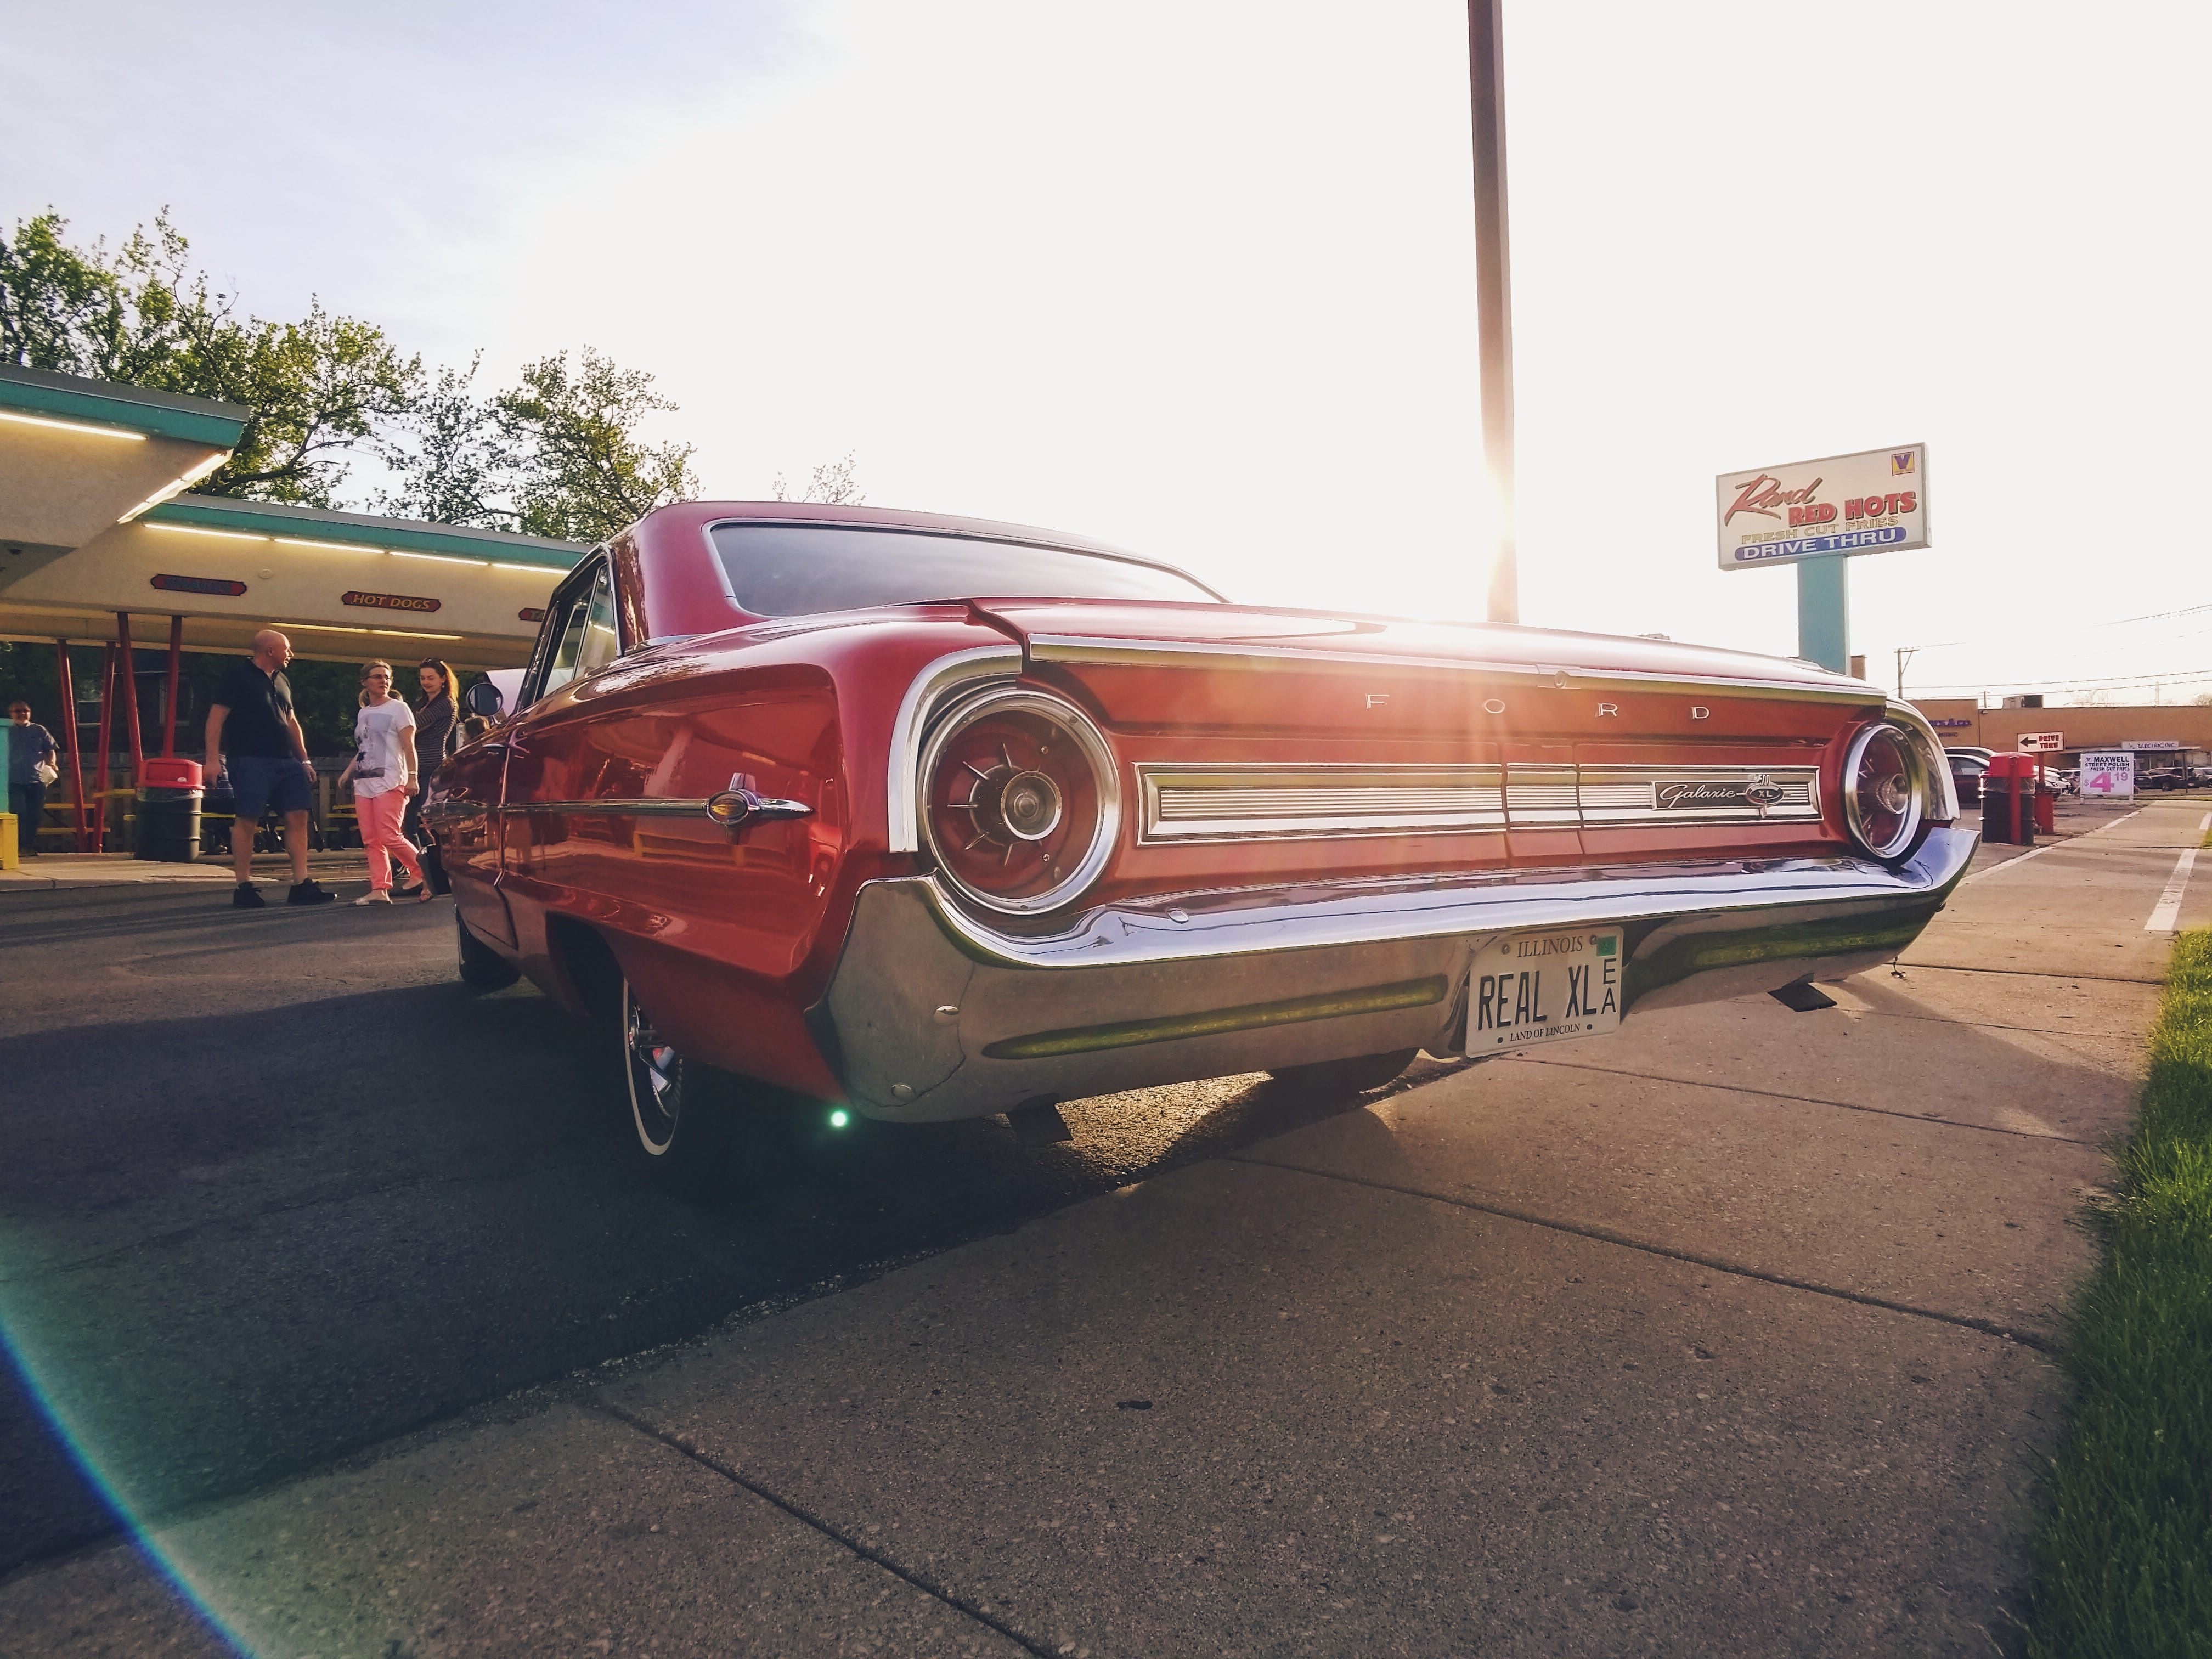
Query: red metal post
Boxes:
[
  {"xmin": 53, "ymin": 641, "xmax": 88, "ymax": 852},
  {"xmin": 116, "ymin": 612, "xmax": 145, "ymax": 790},
  {"xmin": 163, "ymin": 614, "xmax": 184, "ymax": 758},
  {"xmin": 91, "ymin": 643, "xmax": 117, "ymax": 853}
]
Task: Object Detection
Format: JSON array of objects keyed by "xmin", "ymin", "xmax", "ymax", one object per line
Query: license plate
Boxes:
[{"xmin": 1466, "ymin": 927, "xmax": 1623, "ymax": 1053}]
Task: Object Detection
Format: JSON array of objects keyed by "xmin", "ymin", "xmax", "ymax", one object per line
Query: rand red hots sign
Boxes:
[{"xmin": 1716, "ymin": 443, "xmax": 1928, "ymax": 571}]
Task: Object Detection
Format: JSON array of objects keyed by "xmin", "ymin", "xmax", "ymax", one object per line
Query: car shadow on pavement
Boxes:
[{"xmin": 0, "ymin": 977, "xmax": 1397, "ymax": 1576}]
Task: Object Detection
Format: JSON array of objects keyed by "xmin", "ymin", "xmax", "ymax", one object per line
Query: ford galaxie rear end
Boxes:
[{"xmin": 429, "ymin": 502, "xmax": 1972, "ymax": 1182}]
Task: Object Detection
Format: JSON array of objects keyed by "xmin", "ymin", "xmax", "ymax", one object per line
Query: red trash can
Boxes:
[{"xmin": 1982, "ymin": 754, "xmax": 2039, "ymax": 845}]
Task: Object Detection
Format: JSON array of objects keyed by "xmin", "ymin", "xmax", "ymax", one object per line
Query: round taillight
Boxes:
[
  {"xmin": 918, "ymin": 686, "xmax": 1121, "ymax": 915},
  {"xmin": 1842, "ymin": 721, "xmax": 1928, "ymax": 860}
]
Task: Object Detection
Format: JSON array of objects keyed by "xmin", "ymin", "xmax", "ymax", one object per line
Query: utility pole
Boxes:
[
  {"xmin": 1468, "ymin": 0, "xmax": 1516, "ymax": 624},
  {"xmin": 1894, "ymin": 645, "xmax": 1920, "ymax": 699}
]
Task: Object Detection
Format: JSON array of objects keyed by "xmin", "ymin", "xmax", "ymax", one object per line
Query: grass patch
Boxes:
[{"xmin": 2030, "ymin": 929, "xmax": 2212, "ymax": 1656}]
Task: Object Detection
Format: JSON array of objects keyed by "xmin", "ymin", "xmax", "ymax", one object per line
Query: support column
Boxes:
[
  {"xmin": 163, "ymin": 615, "xmax": 184, "ymax": 758},
  {"xmin": 1468, "ymin": 0, "xmax": 1516, "ymax": 625},
  {"xmin": 91, "ymin": 643, "xmax": 117, "ymax": 853},
  {"xmin": 116, "ymin": 612, "xmax": 145, "ymax": 790},
  {"xmin": 1796, "ymin": 556, "xmax": 1849, "ymax": 674},
  {"xmin": 54, "ymin": 641, "xmax": 87, "ymax": 853}
]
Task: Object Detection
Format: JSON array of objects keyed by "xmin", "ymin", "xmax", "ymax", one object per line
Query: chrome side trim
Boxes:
[
  {"xmin": 510, "ymin": 798, "xmax": 711, "ymax": 817},
  {"xmin": 879, "ymin": 825, "xmax": 1978, "ymax": 974},
  {"xmin": 884, "ymin": 644, "xmax": 1026, "ymax": 853},
  {"xmin": 1028, "ymin": 634, "xmax": 1878, "ymax": 706},
  {"xmin": 1138, "ymin": 763, "xmax": 1505, "ymax": 843},
  {"xmin": 1133, "ymin": 761, "xmax": 1821, "ymax": 843}
]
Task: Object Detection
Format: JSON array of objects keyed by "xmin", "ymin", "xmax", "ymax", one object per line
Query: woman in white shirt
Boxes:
[{"xmin": 337, "ymin": 661, "xmax": 431, "ymax": 906}]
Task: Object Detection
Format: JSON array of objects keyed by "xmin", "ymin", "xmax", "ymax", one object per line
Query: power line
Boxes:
[
  {"xmin": 1900, "ymin": 599, "xmax": 2212, "ymax": 654},
  {"xmin": 1909, "ymin": 669, "xmax": 2212, "ymax": 695}
]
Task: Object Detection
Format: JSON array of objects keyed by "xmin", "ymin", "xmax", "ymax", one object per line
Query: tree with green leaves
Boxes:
[
  {"xmin": 6, "ymin": 207, "xmax": 861, "ymax": 544},
  {"xmin": 494, "ymin": 348, "xmax": 701, "ymax": 542},
  {"xmin": 0, "ymin": 211, "xmax": 420, "ymax": 506}
]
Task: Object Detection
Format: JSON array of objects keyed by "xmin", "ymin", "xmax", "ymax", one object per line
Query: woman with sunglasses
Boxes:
[{"xmin": 336, "ymin": 661, "xmax": 430, "ymax": 905}]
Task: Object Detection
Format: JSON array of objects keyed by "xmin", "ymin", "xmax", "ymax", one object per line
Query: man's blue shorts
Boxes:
[{"xmin": 228, "ymin": 755, "xmax": 312, "ymax": 821}]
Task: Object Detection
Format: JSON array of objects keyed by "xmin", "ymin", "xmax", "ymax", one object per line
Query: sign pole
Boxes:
[
  {"xmin": 1796, "ymin": 556, "xmax": 1849, "ymax": 674},
  {"xmin": 1468, "ymin": 0, "xmax": 1516, "ymax": 625}
]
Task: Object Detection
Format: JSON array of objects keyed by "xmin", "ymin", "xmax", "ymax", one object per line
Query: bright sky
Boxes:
[{"xmin": 9, "ymin": 1, "xmax": 2209, "ymax": 704}]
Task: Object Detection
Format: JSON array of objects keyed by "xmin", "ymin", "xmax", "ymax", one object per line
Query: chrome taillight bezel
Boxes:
[
  {"xmin": 1842, "ymin": 720, "xmax": 1931, "ymax": 861},
  {"xmin": 918, "ymin": 685, "xmax": 1122, "ymax": 916}
]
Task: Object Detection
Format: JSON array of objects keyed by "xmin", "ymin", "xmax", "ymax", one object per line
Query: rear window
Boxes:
[{"xmin": 709, "ymin": 523, "xmax": 1217, "ymax": 617}]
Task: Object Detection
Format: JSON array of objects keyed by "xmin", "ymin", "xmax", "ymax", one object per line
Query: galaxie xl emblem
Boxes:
[{"xmin": 1656, "ymin": 774, "xmax": 1787, "ymax": 814}]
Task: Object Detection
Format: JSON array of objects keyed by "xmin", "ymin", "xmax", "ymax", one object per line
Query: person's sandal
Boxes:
[{"xmin": 352, "ymin": 890, "xmax": 392, "ymax": 906}]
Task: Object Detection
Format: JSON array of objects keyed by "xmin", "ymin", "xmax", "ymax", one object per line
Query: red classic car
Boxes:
[{"xmin": 430, "ymin": 501, "xmax": 1973, "ymax": 1185}]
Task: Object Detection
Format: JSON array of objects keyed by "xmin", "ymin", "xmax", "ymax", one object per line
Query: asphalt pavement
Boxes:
[{"xmin": 1, "ymin": 800, "xmax": 2206, "ymax": 1656}]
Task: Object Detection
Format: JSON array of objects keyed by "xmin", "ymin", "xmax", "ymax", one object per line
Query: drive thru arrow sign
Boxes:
[{"xmin": 2018, "ymin": 732, "xmax": 2064, "ymax": 752}]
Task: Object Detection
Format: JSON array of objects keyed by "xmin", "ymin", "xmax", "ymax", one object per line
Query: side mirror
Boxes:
[{"xmin": 462, "ymin": 679, "xmax": 505, "ymax": 721}]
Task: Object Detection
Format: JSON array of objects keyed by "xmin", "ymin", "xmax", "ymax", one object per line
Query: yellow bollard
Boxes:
[{"xmin": 0, "ymin": 811, "xmax": 16, "ymax": 871}]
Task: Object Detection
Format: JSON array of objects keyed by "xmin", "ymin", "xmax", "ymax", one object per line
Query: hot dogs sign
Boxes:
[{"xmin": 1716, "ymin": 443, "xmax": 1929, "ymax": 571}]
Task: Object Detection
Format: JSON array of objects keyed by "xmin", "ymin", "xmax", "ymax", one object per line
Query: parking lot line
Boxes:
[
  {"xmin": 1526, "ymin": 1054, "xmax": 2098, "ymax": 1145},
  {"xmin": 2142, "ymin": 810, "xmax": 2212, "ymax": 933},
  {"xmin": 1226, "ymin": 1154, "xmax": 2056, "ymax": 1350},
  {"xmin": 1955, "ymin": 808, "xmax": 2138, "ymax": 887}
]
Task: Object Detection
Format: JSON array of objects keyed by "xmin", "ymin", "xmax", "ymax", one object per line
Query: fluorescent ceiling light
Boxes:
[
  {"xmin": 371, "ymin": 628, "xmax": 465, "ymax": 640},
  {"xmin": 155, "ymin": 523, "xmax": 267, "ymax": 542},
  {"xmin": 492, "ymin": 561, "xmax": 557, "ymax": 573},
  {"xmin": 283, "ymin": 623, "xmax": 372, "ymax": 634},
  {"xmin": 0, "ymin": 409, "xmax": 146, "ymax": 441},
  {"xmin": 274, "ymin": 536, "xmax": 383, "ymax": 554},
  {"xmin": 115, "ymin": 453, "xmax": 229, "ymax": 524},
  {"xmin": 388, "ymin": 550, "xmax": 488, "ymax": 568}
]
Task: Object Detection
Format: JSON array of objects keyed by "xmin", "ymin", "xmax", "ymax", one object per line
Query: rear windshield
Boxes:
[{"xmin": 709, "ymin": 522, "xmax": 1217, "ymax": 617}]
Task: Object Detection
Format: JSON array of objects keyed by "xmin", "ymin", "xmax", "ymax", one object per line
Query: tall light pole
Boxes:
[{"xmin": 1469, "ymin": 0, "xmax": 1516, "ymax": 625}]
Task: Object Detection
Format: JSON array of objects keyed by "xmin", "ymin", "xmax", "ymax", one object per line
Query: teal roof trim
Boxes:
[
  {"xmin": 145, "ymin": 497, "xmax": 586, "ymax": 572},
  {"xmin": 0, "ymin": 365, "xmax": 247, "ymax": 448}
]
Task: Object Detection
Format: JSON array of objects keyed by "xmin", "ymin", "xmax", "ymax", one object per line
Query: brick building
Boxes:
[{"xmin": 1907, "ymin": 698, "xmax": 2212, "ymax": 766}]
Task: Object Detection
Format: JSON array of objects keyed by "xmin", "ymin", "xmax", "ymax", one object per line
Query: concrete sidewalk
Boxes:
[
  {"xmin": 0, "ymin": 851, "xmax": 363, "ymax": 893},
  {"xmin": 3, "ymin": 804, "xmax": 2203, "ymax": 1658}
]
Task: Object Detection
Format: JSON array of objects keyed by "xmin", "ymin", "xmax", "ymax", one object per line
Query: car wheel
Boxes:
[
  {"xmin": 622, "ymin": 977, "xmax": 746, "ymax": 1195},
  {"xmin": 1268, "ymin": 1048, "xmax": 1419, "ymax": 1098},
  {"xmin": 455, "ymin": 910, "xmax": 520, "ymax": 991}
]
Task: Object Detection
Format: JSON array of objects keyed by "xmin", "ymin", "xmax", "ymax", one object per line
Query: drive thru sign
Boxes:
[
  {"xmin": 2080, "ymin": 752, "xmax": 2134, "ymax": 799},
  {"xmin": 2017, "ymin": 732, "xmax": 2064, "ymax": 753},
  {"xmin": 1716, "ymin": 444, "xmax": 1929, "ymax": 571}
]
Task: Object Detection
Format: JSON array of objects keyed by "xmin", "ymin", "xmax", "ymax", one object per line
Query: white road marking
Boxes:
[
  {"xmin": 1956, "ymin": 809, "xmax": 2140, "ymax": 887},
  {"xmin": 2143, "ymin": 811, "xmax": 2212, "ymax": 934}
]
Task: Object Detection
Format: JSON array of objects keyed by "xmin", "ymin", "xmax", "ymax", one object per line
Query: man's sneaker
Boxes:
[
  {"xmin": 287, "ymin": 879, "xmax": 337, "ymax": 906},
  {"xmin": 232, "ymin": 883, "xmax": 266, "ymax": 909}
]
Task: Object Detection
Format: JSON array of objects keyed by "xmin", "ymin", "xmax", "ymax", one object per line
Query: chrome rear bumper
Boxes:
[{"xmin": 814, "ymin": 826, "xmax": 1977, "ymax": 1122}]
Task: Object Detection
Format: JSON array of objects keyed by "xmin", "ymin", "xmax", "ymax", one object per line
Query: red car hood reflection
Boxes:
[{"xmin": 972, "ymin": 599, "xmax": 1861, "ymax": 691}]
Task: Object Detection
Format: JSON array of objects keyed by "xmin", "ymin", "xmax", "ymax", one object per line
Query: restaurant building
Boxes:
[{"xmin": 1908, "ymin": 698, "xmax": 2212, "ymax": 768}]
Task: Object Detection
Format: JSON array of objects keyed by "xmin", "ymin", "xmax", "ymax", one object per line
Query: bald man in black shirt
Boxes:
[{"xmin": 206, "ymin": 628, "xmax": 336, "ymax": 909}]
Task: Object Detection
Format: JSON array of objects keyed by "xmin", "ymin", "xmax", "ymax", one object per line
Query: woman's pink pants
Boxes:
[{"xmin": 356, "ymin": 789, "xmax": 426, "ymax": 892}]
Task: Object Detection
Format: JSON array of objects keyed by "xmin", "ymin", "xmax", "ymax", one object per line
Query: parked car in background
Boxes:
[
  {"xmin": 428, "ymin": 501, "xmax": 1973, "ymax": 1189},
  {"xmin": 1945, "ymin": 746, "xmax": 1994, "ymax": 806},
  {"xmin": 2140, "ymin": 768, "xmax": 2192, "ymax": 792}
]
